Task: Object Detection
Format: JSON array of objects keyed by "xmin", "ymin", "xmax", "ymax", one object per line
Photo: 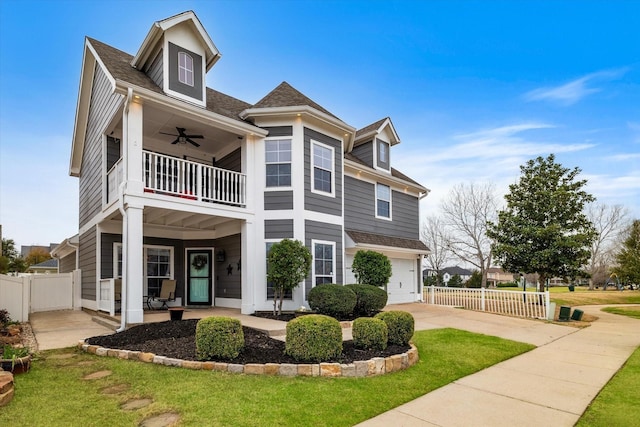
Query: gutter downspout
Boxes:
[{"xmin": 116, "ymin": 88, "xmax": 134, "ymax": 333}]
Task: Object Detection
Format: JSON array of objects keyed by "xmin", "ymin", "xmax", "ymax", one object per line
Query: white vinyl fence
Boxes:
[
  {"xmin": 425, "ymin": 285, "xmax": 550, "ymax": 319},
  {"xmin": 0, "ymin": 272, "xmax": 80, "ymax": 322}
]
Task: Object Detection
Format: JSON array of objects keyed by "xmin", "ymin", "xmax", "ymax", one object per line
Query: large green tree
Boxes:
[
  {"xmin": 487, "ymin": 155, "xmax": 597, "ymax": 292},
  {"xmin": 267, "ymin": 239, "xmax": 312, "ymax": 315},
  {"xmin": 1, "ymin": 238, "xmax": 26, "ymax": 274},
  {"xmin": 612, "ymin": 220, "xmax": 640, "ymax": 285}
]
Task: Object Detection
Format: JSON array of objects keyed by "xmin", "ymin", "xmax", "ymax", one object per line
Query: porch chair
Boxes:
[{"xmin": 153, "ymin": 279, "xmax": 176, "ymax": 310}]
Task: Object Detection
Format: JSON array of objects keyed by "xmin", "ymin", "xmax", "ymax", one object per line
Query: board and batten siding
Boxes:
[
  {"xmin": 344, "ymin": 176, "xmax": 420, "ymax": 240},
  {"xmin": 304, "ymin": 220, "xmax": 343, "ymax": 297},
  {"xmin": 264, "ymin": 191, "xmax": 293, "ymax": 210},
  {"xmin": 303, "ymin": 127, "xmax": 342, "ymax": 215},
  {"xmin": 264, "ymin": 219, "xmax": 294, "ymax": 239},
  {"xmin": 58, "ymin": 253, "xmax": 76, "ymax": 274},
  {"xmin": 351, "ymin": 141, "xmax": 374, "ymax": 167},
  {"xmin": 79, "ymin": 228, "xmax": 97, "ymax": 300},
  {"xmin": 147, "ymin": 49, "xmax": 163, "ymax": 88},
  {"xmin": 79, "ymin": 65, "xmax": 122, "ymax": 227}
]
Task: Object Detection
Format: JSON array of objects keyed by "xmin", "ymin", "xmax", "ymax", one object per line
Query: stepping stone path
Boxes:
[
  {"xmin": 82, "ymin": 370, "xmax": 112, "ymax": 380},
  {"xmin": 140, "ymin": 412, "xmax": 181, "ymax": 427},
  {"xmin": 76, "ymin": 361, "xmax": 96, "ymax": 366},
  {"xmin": 100, "ymin": 383, "xmax": 129, "ymax": 394},
  {"xmin": 121, "ymin": 398, "xmax": 153, "ymax": 411}
]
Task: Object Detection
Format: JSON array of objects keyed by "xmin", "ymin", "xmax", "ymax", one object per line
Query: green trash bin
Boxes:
[
  {"xmin": 571, "ymin": 309, "xmax": 584, "ymax": 321},
  {"xmin": 559, "ymin": 306, "xmax": 571, "ymax": 321}
]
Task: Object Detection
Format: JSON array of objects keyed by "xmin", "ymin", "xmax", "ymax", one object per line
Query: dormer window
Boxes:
[
  {"xmin": 376, "ymin": 139, "xmax": 390, "ymax": 170},
  {"xmin": 178, "ymin": 52, "xmax": 194, "ymax": 86}
]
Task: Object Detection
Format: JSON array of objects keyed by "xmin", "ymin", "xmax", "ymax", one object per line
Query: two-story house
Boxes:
[{"xmin": 66, "ymin": 11, "xmax": 430, "ymax": 324}]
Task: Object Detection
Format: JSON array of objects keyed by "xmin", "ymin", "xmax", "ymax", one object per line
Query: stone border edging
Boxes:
[{"xmin": 77, "ymin": 340, "xmax": 419, "ymax": 377}]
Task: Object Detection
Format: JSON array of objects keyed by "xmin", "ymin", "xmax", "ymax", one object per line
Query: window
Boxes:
[
  {"xmin": 376, "ymin": 183, "xmax": 391, "ymax": 219},
  {"xmin": 378, "ymin": 140, "xmax": 388, "ymax": 163},
  {"xmin": 178, "ymin": 52, "xmax": 194, "ymax": 86},
  {"xmin": 265, "ymin": 139, "xmax": 292, "ymax": 187},
  {"xmin": 313, "ymin": 241, "xmax": 335, "ymax": 285},
  {"xmin": 312, "ymin": 141, "xmax": 334, "ymax": 195},
  {"xmin": 266, "ymin": 242, "xmax": 292, "ymax": 299},
  {"xmin": 114, "ymin": 244, "xmax": 173, "ymax": 297}
]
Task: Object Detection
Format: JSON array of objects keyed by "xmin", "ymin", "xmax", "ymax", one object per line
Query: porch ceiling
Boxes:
[{"xmin": 107, "ymin": 207, "xmax": 237, "ymax": 232}]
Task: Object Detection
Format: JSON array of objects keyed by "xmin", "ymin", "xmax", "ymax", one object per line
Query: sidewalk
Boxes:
[{"xmin": 357, "ymin": 304, "xmax": 640, "ymax": 427}]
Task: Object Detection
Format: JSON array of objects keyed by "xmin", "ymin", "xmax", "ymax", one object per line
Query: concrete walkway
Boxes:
[
  {"xmin": 358, "ymin": 304, "xmax": 640, "ymax": 427},
  {"xmin": 29, "ymin": 304, "xmax": 640, "ymax": 426}
]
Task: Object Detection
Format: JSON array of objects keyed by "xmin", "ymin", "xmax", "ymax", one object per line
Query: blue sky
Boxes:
[{"xmin": 1, "ymin": 0, "xmax": 638, "ymax": 249}]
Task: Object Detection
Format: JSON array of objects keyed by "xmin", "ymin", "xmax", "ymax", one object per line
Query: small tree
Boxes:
[
  {"xmin": 612, "ymin": 220, "xmax": 640, "ymax": 285},
  {"xmin": 1, "ymin": 238, "xmax": 26, "ymax": 274},
  {"xmin": 351, "ymin": 250, "xmax": 392, "ymax": 288},
  {"xmin": 25, "ymin": 247, "xmax": 52, "ymax": 267},
  {"xmin": 447, "ymin": 274, "xmax": 464, "ymax": 288},
  {"xmin": 267, "ymin": 239, "xmax": 312, "ymax": 315},
  {"xmin": 466, "ymin": 270, "xmax": 482, "ymax": 288}
]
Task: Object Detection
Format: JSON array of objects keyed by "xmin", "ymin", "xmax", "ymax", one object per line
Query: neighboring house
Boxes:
[
  {"xmin": 440, "ymin": 266, "xmax": 473, "ymax": 285},
  {"xmin": 20, "ymin": 243, "xmax": 59, "ymax": 257},
  {"xmin": 51, "ymin": 235, "xmax": 79, "ymax": 273},
  {"xmin": 65, "ymin": 11, "xmax": 430, "ymax": 324},
  {"xmin": 486, "ymin": 267, "xmax": 515, "ymax": 287},
  {"xmin": 25, "ymin": 258, "xmax": 58, "ymax": 274}
]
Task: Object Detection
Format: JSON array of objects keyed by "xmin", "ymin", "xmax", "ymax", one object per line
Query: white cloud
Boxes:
[{"xmin": 524, "ymin": 68, "xmax": 629, "ymax": 106}]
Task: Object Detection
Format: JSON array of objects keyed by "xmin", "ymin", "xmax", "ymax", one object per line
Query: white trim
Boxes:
[
  {"xmin": 344, "ymin": 159, "xmax": 429, "ymax": 195},
  {"xmin": 114, "ymin": 242, "xmax": 174, "ymax": 296},
  {"xmin": 310, "ymin": 139, "xmax": 335, "ymax": 198},
  {"xmin": 264, "ymin": 137, "xmax": 293, "ymax": 189},
  {"xmin": 375, "ymin": 183, "xmax": 392, "ymax": 221},
  {"xmin": 178, "ymin": 51, "xmax": 194, "ymax": 86},
  {"xmin": 374, "ymin": 138, "xmax": 391, "ymax": 173},
  {"xmin": 311, "ymin": 239, "xmax": 336, "ymax": 287},
  {"xmin": 214, "ymin": 297, "xmax": 242, "ymax": 309}
]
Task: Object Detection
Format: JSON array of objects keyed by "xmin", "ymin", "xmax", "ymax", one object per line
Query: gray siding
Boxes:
[
  {"xmin": 344, "ymin": 176, "xmax": 419, "ymax": 240},
  {"xmin": 168, "ymin": 42, "xmax": 203, "ymax": 101},
  {"xmin": 106, "ymin": 136, "xmax": 120, "ymax": 171},
  {"xmin": 352, "ymin": 141, "xmax": 374, "ymax": 167},
  {"xmin": 212, "ymin": 234, "xmax": 241, "ymax": 299},
  {"xmin": 304, "ymin": 127, "xmax": 342, "ymax": 215},
  {"xmin": 147, "ymin": 49, "xmax": 163, "ymax": 88},
  {"xmin": 79, "ymin": 228, "xmax": 96, "ymax": 301},
  {"xmin": 78, "ymin": 65, "xmax": 121, "ymax": 227},
  {"xmin": 264, "ymin": 191, "xmax": 293, "ymax": 210},
  {"xmin": 263, "ymin": 126, "xmax": 293, "ymax": 137},
  {"xmin": 216, "ymin": 148, "xmax": 241, "ymax": 172},
  {"xmin": 264, "ymin": 219, "xmax": 294, "ymax": 239},
  {"xmin": 304, "ymin": 220, "xmax": 343, "ymax": 297},
  {"xmin": 376, "ymin": 138, "xmax": 390, "ymax": 170},
  {"xmin": 59, "ymin": 253, "xmax": 76, "ymax": 274}
]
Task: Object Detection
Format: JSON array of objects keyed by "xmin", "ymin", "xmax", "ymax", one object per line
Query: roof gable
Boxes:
[
  {"xmin": 252, "ymin": 81, "xmax": 339, "ymax": 119},
  {"xmin": 354, "ymin": 117, "xmax": 400, "ymax": 147}
]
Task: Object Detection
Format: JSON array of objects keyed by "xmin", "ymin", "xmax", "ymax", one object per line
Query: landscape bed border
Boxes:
[{"xmin": 77, "ymin": 340, "xmax": 419, "ymax": 377}]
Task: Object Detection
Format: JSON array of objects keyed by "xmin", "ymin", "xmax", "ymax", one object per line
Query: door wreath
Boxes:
[{"xmin": 192, "ymin": 255, "xmax": 208, "ymax": 271}]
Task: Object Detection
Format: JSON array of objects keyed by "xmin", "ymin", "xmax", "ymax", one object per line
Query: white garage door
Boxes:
[{"xmin": 387, "ymin": 258, "xmax": 417, "ymax": 304}]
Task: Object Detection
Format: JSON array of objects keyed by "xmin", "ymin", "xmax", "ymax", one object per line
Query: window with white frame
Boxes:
[
  {"xmin": 378, "ymin": 140, "xmax": 389, "ymax": 163},
  {"xmin": 312, "ymin": 141, "xmax": 334, "ymax": 195},
  {"xmin": 266, "ymin": 241, "xmax": 292, "ymax": 299},
  {"xmin": 313, "ymin": 241, "xmax": 335, "ymax": 285},
  {"xmin": 114, "ymin": 244, "xmax": 173, "ymax": 297},
  {"xmin": 376, "ymin": 183, "xmax": 391, "ymax": 219},
  {"xmin": 265, "ymin": 139, "xmax": 292, "ymax": 187},
  {"xmin": 178, "ymin": 52, "xmax": 194, "ymax": 86}
]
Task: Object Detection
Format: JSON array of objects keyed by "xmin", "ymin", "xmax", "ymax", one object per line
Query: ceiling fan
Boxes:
[{"xmin": 159, "ymin": 127, "xmax": 203, "ymax": 147}]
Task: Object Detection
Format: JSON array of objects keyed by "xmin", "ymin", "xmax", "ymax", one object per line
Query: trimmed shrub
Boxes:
[
  {"xmin": 351, "ymin": 250, "xmax": 392, "ymax": 287},
  {"xmin": 307, "ymin": 284, "xmax": 357, "ymax": 319},
  {"xmin": 285, "ymin": 314, "xmax": 342, "ymax": 362},
  {"xmin": 345, "ymin": 284, "xmax": 388, "ymax": 317},
  {"xmin": 196, "ymin": 316, "xmax": 244, "ymax": 360},
  {"xmin": 352, "ymin": 317, "xmax": 388, "ymax": 350},
  {"xmin": 375, "ymin": 311, "xmax": 415, "ymax": 346}
]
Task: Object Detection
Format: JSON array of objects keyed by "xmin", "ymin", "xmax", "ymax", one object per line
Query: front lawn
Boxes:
[
  {"xmin": 550, "ymin": 288, "xmax": 640, "ymax": 307},
  {"xmin": 1, "ymin": 328, "xmax": 533, "ymax": 426},
  {"xmin": 602, "ymin": 305, "xmax": 640, "ymax": 320}
]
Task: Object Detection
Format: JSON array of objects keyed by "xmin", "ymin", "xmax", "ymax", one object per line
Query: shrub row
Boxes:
[
  {"xmin": 285, "ymin": 314, "xmax": 342, "ymax": 362},
  {"xmin": 307, "ymin": 283, "xmax": 387, "ymax": 319}
]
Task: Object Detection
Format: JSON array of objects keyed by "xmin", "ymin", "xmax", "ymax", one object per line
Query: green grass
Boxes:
[
  {"xmin": 576, "ymin": 345, "xmax": 640, "ymax": 427},
  {"xmin": 602, "ymin": 306, "xmax": 640, "ymax": 320},
  {"xmin": 1, "ymin": 329, "xmax": 533, "ymax": 426}
]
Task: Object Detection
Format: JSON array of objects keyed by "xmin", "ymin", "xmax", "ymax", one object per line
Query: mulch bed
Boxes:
[{"xmin": 86, "ymin": 319, "xmax": 409, "ymax": 364}]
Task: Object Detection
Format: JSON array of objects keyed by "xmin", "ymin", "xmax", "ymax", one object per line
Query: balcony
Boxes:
[{"xmin": 107, "ymin": 151, "xmax": 246, "ymax": 207}]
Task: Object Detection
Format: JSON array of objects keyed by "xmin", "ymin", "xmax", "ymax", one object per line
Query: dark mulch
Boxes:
[{"xmin": 86, "ymin": 319, "xmax": 409, "ymax": 364}]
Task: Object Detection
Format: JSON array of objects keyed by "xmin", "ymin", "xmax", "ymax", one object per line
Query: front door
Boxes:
[{"xmin": 187, "ymin": 249, "xmax": 213, "ymax": 305}]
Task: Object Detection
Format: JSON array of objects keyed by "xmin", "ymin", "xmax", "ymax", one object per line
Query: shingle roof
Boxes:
[
  {"xmin": 442, "ymin": 266, "xmax": 473, "ymax": 276},
  {"xmin": 252, "ymin": 81, "xmax": 339, "ymax": 119},
  {"xmin": 30, "ymin": 259, "xmax": 59, "ymax": 269},
  {"xmin": 355, "ymin": 117, "xmax": 388, "ymax": 140},
  {"xmin": 346, "ymin": 229, "xmax": 430, "ymax": 252},
  {"xmin": 344, "ymin": 153, "xmax": 424, "ymax": 188}
]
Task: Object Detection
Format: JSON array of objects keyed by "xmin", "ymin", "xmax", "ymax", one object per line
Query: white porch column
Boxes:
[
  {"xmin": 241, "ymin": 220, "xmax": 256, "ymax": 314},
  {"xmin": 124, "ymin": 204, "xmax": 144, "ymax": 323},
  {"xmin": 124, "ymin": 92, "xmax": 144, "ymax": 194}
]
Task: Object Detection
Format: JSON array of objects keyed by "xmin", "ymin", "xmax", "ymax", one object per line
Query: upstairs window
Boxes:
[
  {"xmin": 312, "ymin": 141, "xmax": 334, "ymax": 195},
  {"xmin": 265, "ymin": 139, "xmax": 292, "ymax": 187},
  {"xmin": 376, "ymin": 183, "xmax": 391, "ymax": 219},
  {"xmin": 178, "ymin": 52, "xmax": 194, "ymax": 86}
]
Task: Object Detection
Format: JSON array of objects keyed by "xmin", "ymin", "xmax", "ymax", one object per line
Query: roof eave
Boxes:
[{"xmin": 344, "ymin": 158, "xmax": 428, "ymax": 194}]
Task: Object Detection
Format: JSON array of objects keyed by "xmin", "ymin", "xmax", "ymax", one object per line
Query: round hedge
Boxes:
[
  {"xmin": 196, "ymin": 316, "xmax": 244, "ymax": 360},
  {"xmin": 375, "ymin": 311, "xmax": 415, "ymax": 346},
  {"xmin": 285, "ymin": 314, "xmax": 342, "ymax": 362},
  {"xmin": 307, "ymin": 284, "xmax": 357, "ymax": 319},
  {"xmin": 352, "ymin": 317, "xmax": 388, "ymax": 350},
  {"xmin": 344, "ymin": 284, "xmax": 388, "ymax": 317}
]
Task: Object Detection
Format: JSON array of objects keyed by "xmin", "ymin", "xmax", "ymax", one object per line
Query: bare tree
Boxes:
[
  {"xmin": 421, "ymin": 215, "xmax": 452, "ymax": 284},
  {"xmin": 441, "ymin": 183, "xmax": 497, "ymax": 288},
  {"xmin": 585, "ymin": 203, "xmax": 629, "ymax": 289}
]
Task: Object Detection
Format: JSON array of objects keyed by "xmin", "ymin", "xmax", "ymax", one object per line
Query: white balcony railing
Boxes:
[
  {"xmin": 106, "ymin": 158, "xmax": 124, "ymax": 204},
  {"xmin": 143, "ymin": 151, "xmax": 246, "ymax": 207}
]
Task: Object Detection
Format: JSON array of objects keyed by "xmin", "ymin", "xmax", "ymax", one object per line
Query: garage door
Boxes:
[{"xmin": 387, "ymin": 258, "xmax": 417, "ymax": 304}]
